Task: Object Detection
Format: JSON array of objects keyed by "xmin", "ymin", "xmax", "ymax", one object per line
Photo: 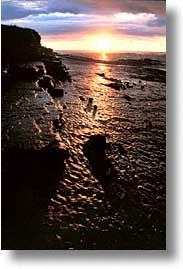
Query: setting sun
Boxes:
[{"xmin": 94, "ymin": 37, "xmax": 112, "ymax": 52}]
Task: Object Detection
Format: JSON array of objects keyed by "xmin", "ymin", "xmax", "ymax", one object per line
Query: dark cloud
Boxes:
[
  {"xmin": 1, "ymin": 0, "xmax": 166, "ymax": 20},
  {"xmin": 78, "ymin": 0, "xmax": 166, "ymax": 15},
  {"xmin": 147, "ymin": 16, "xmax": 166, "ymax": 27},
  {"xmin": 1, "ymin": 0, "xmax": 166, "ymax": 41},
  {"xmin": 1, "ymin": 1, "xmax": 32, "ymax": 20},
  {"xmin": 117, "ymin": 25, "xmax": 165, "ymax": 37}
]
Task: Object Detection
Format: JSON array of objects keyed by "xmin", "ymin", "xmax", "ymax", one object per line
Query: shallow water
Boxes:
[{"xmin": 2, "ymin": 54, "xmax": 166, "ymax": 249}]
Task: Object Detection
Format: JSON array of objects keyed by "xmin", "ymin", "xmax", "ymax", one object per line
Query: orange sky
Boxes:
[{"xmin": 42, "ymin": 32, "xmax": 166, "ymax": 52}]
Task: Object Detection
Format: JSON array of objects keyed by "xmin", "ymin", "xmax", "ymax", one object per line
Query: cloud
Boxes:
[
  {"xmin": 1, "ymin": 0, "xmax": 166, "ymax": 20},
  {"xmin": 3, "ymin": 11, "xmax": 166, "ymax": 39},
  {"xmin": 147, "ymin": 16, "xmax": 166, "ymax": 27},
  {"xmin": 1, "ymin": 0, "xmax": 47, "ymax": 20},
  {"xmin": 1, "ymin": 1, "xmax": 166, "ymax": 41}
]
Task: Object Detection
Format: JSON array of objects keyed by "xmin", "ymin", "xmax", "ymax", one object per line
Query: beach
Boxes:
[{"xmin": 2, "ymin": 50, "xmax": 166, "ymax": 249}]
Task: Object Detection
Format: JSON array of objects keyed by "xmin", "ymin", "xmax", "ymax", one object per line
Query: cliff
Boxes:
[{"xmin": 1, "ymin": 24, "xmax": 54, "ymax": 66}]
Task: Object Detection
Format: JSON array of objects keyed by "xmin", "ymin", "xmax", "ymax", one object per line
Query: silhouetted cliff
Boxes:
[{"xmin": 1, "ymin": 25, "xmax": 54, "ymax": 66}]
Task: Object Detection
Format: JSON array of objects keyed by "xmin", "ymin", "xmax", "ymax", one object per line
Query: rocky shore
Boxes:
[
  {"xmin": 1, "ymin": 25, "xmax": 72, "ymax": 249},
  {"xmin": 1, "ymin": 25, "xmax": 166, "ymax": 250}
]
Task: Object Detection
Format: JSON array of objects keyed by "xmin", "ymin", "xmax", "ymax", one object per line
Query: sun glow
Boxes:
[
  {"xmin": 42, "ymin": 32, "xmax": 166, "ymax": 53},
  {"xmin": 94, "ymin": 36, "xmax": 112, "ymax": 52}
]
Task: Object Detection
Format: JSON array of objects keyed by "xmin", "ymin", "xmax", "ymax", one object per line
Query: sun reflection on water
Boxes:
[
  {"xmin": 101, "ymin": 52, "xmax": 107, "ymax": 61},
  {"xmin": 86, "ymin": 62, "xmax": 117, "ymax": 124}
]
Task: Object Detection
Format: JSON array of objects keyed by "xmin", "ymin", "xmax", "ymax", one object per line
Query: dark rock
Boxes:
[
  {"xmin": 48, "ymin": 87, "xmax": 64, "ymax": 97},
  {"xmin": 96, "ymin": 72, "xmax": 105, "ymax": 77},
  {"xmin": 123, "ymin": 94, "xmax": 132, "ymax": 102},
  {"xmin": 8, "ymin": 64, "xmax": 39, "ymax": 81},
  {"xmin": 79, "ymin": 96, "xmax": 85, "ymax": 101},
  {"xmin": 38, "ymin": 75, "xmax": 55, "ymax": 90},
  {"xmin": 34, "ymin": 87, "xmax": 44, "ymax": 92},
  {"xmin": 53, "ymin": 118, "xmax": 61, "ymax": 129},
  {"xmin": 83, "ymin": 135, "xmax": 107, "ymax": 157},
  {"xmin": 63, "ymin": 104, "xmax": 67, "ymax": 109},
  {"xmin": 103, "ymin": 82, "xmax": 122, "ymax": 90},
  {"xmin": 88, "ymin": 97, "xmax": 93, "ymax": 104},
  {"xmin": 37, "ymin": 65, "xmax": 46, "ymax": 77},
  {"xmin": 83, "ymin": 135, "xmax": 114, "ymax": 185},
  {"xmin": 1, "ymin": 25, "xmax": 42, "ymax": 67},
  {"xmin": 53, "ymin": 115, "xmax": 65, "ymax": 130},
  {"xmin": 44, "ymin": 60, "xmax": 71, "ymax": 82},
  {"xmin": 2, "ymin": 142, "xmax": 69, "ymax": 249}
]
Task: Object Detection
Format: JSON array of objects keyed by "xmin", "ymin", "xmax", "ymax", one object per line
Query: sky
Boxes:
[{"xmin": 1, "ymin": 0, "xmax": 166, "ymax": 52}]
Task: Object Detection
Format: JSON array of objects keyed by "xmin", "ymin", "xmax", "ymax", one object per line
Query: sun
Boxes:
[{"xmin": 95, "ymin": 37, "xmax": 112, "ymax": 51}]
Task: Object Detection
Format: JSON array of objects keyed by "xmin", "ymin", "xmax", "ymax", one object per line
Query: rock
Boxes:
[
  {"xmin": 63, "ymin": 104, "xmax": 67, "ymax": 109},
  {"xmin": 34, "ymin": 87, "xmax": 44, "ymax": 92},
  {"xmin": 88, "ymin": 97, "xmax": 93, "ymax": 104},
  {"xmin": 1, "ymin": 25, "xmax": 42, "ymax": 67},
  {"xmin": 2, "ymin": 141, "xmax": 69, "ymax": 193},
  {"xmin": 9, "ymin": 64, "xmax": 39, "ymax": 81},
  {"xmin": 43, "ymin": 74, "xmax": 54, "ymax": 82},
  {"xmin": 59, "ymin": 112, "xmax": 63, "ymax": 119},
  {"xmin": 53, "ymin": 115, "xmax": 65, "ymax": 129},
  {"xmin": 48, "ymin": 87, "xmax": 64, "ymax": 97},
  {"xmin": 38, "ymin": 75, "xmax": 55, "ymax": 90},
  {"xmin": 96, "ymin": 72, "xmax": 105, "ymax": 77},
  {"xmin": 2, "ymin": 142, "xmax": 69, "ymax": 248},
  {"xmin": 44, "ymin": 60, "xmax": 71, "ymax": 82},
  {"xmin": 53, "ymin": 118, "xmax": 60, "ymax": 129},
  {"xmin": 103, "ymin": 82, "xmax": 122, "ymax": 90},
  {"xmin": 83, "ymin": 135, "xmax": 118, "ymax": 196},
  {"xmin": 123, "ymin": 94, "xmax": 132, "ymax": 102},
  {"xmin": 83, "ymin": 134, "xmax": 107, "ymax": 159},
  {"xmin": 79, "ymin": 96, "xmax": 85, "ymax": 101},
  {"xmin": 37, "ymin": 66, "xmax": 46, "ymax": 77}
]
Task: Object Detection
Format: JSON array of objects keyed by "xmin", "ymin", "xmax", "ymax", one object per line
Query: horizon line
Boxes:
[{"xmin": 55, "ymin": 49, "xmax": 166, "ymax": 54}]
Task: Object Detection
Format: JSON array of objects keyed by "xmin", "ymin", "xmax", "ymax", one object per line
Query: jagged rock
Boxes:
[
  {"xmin": 44, "ymin": 60, "xmax": 72, "ymax": 82},
  {"xmin": 38, "ymin": 75, "xmax": 55, "ymax": 90},
  {"xmin": 8, "ymin": 64, "xmax": 39, "ymax": 81},
  {"xmin": 1, "ymin": 25, "xmax": 42, "ymax": 66}
]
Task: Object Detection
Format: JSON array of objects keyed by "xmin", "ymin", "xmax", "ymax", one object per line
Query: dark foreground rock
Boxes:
[
  {"xmin": 1, "ymin": 141, "xmax": 69, "ymax": 249},
  {"xmin": 1, "ymin": 24, "xmax": 72, "ymax": 84},
  {"xmin": 83, "ymin": 135, "xmax": 132, "ymax": 205}
]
